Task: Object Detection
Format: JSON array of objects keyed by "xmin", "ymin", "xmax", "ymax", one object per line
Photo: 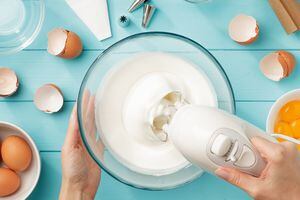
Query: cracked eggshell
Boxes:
[
  {"xmin": 34, "ymin": 84, "xmax": 64, "ymax": 113},
  {"xmin": 228, "ymin": 14, "xmax": 259, "ymax": 45},
  {"xmin": 47, "ymin": 28, "xmax": 68, "ymax": 56},
  {"xmin": 260, "ymin": 51, "xmax": 296, "ymax": 81},
  {"xmin": 0, "ymin": 68, "xmax": 19, "ymax": 97},
  {"xmin": 277, "ymin": 51, "xmax": 296, "ymax": 76},
  {"xmin": 47, "ymin": 28, "xmax": 83, "ymax": 59}
]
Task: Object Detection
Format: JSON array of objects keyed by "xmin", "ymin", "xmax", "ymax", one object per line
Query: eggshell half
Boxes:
[
  {"xmin": 47, "ymin": 28, "xmax": 83, "ymax": 59},
  {"xmin": 277, "ymin": 51, "xmax": 296, "ymax": 76},
  {"xmin": 0, "ymin": 68, "xmax": 19, "ymax": 97},
  {"xmin": 61, "ymin": 31, "xmax": 83, "ymax": 59},
  {"xmin": 34, "ymin": 84, "xmax": 64, "ymax": 113},
  {"xmin": 228, "ymin": 14, "xmax": 259, "ymax": 45},
  {"xmin": 0, "ymin": 167, "xmax": 21, "ymax": 197},
  {"xmin": 260, "ymin": 51, "xmax": 296, "ymax": 81},
  {"xmin": 260, "ymin": 53, "xmax": 285, "ymax": 81},
  {"xmin": 47, "ymin": 28, "xmax": 68, "ymax": 56}
]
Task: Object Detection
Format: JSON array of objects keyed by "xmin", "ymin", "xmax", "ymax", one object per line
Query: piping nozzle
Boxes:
[
  {"xmin": 142, "ymin": 4, "xmax": 156, "ymax": 28},
  {"xmin": 118, "ymin": 15, "xmax": 130, "ymax": 27},
  {"xmin": 128, "ymin": 0, "xmax": 148, "ymax": 13}
]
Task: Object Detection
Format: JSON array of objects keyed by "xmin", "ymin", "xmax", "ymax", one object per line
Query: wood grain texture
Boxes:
[
  {"xmin": 28, "ymin": 152, "xmax": 251, "ymax": 200},
  {"xmin": 1, "ymin": 0, "xmax": 299, "ymax": 199},
  {"xmin": 27, "ymin": 0, "xmax": 300, "ymax": 50},
  {"xmin": 1, "ymin": 51, "xmax": 299, "ymax": 101}
]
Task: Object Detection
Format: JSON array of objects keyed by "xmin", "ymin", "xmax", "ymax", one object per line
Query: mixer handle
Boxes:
[{"xmin": 207, "ymin": 128, "xmax": 267, "ymax": 177}]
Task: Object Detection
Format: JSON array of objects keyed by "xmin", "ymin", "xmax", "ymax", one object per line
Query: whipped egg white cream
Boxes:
[{"xmin": 95, "ymin": 52, "xmax": 217, "ymax": 176}]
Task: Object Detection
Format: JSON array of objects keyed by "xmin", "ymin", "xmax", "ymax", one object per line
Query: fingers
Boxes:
[
  {"xmin": 251, "ymin": 136, "xmax": 282, "ymax": 161},
  {"xmin": 280, "ymin": 141, "xmax": 298, "ymax": 153},
  {"xmin": 64, "ymin": 104, "xmax": 80, "ymax": 148},
  {"xmin": 82, "ymin": 89, "xmax": 90, "ymax": 118},
  {"xmin": 86, "ymin": 95, "xmax": 96, "ymax": 136},
  {"xmin": 215, "ymin": 167, "xmax": 260, "ymax": 196},
  {"xmin": 81, "ymin": 89, "xmax": 91, "ymax": 116},
  {"xmin": 96, "ymin": 140, "xmax": 105, "ymax": 159}
]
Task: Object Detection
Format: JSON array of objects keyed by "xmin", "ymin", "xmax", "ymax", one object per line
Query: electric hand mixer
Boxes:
[
  {"xmin": 167, "ymin": 105, "xmax": 271, "ymax": 177},
  {"xmin": 150, "ymin": 91, "xmax": 297, "ymax": 177}
]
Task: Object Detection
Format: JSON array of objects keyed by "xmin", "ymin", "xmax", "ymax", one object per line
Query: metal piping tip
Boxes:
[
  {"xmin": 118, "ymin": 15, "xmax": 130, "ymax": 27},
  {"xmin": 128, "ymin": 0, "xmax": 148, "ymax": 13},
  {"xmin": 142, "ymin": 4, "xmax": 156, "ymax": 28}
]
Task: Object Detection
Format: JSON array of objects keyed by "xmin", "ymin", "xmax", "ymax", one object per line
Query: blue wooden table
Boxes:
[{"xmin": 1, "ymin": 0, "xmax": 299, "ymax": 199}]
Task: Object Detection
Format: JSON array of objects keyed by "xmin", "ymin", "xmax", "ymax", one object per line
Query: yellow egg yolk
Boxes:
[
  {"xmin": 275, "ymin": 100, "xmax": 300, "ymax": 150},
  {"xmin": 279, "ymin": 100, "xmax": 300, "ymax": 123},
  {"xmin": 274, "ymin": 121, "xmax": 294, "ymax": 142},
  {"xmin": 290, "ymin": 119, "xmax": 300, "ymax": 138}
]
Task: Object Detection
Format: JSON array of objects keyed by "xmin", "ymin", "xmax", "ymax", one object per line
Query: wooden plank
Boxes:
[
  {"xmin": 26, "ymin": 0, "xmax": 300, "ymax": 50},
  {"xmin": 0, "ymin": 102, "xmax": 73, "ymax": 151},
  {"xmin": 28, "ymin": 152, "xmax": 251, "ymax": 200},
  {"xmin": 0, "ymin": 51, "xmax": 99, "ymax": 101},
  {"xmin": 4, "ymin": 1, "xmax": 294, "ymax": 200},
  {"xmin": 0, "ymin": 101, "xmax": 273, "ymax": 151},
  {"xmin": 0, "ymin": 51, "xmax": 299, "ymax": 101},
  {"xmin": 211, "ymin": 50, "xmax": 300, "ymax": 101}
]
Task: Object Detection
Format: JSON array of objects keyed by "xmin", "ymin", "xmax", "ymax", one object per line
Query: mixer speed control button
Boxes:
[
  {"xmin": 225, "ymin": 140, "xmax": 239, "ymax": 162},
  {"xmin": 234, "ymin": 145, "xmax": 256, "ymax": 168},
  {"xmin": 210, "ymin": 134, "xmax": 232, "ymax": 157}
]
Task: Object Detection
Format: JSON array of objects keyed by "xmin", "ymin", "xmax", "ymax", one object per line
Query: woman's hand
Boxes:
[
  {"xmin": 59, "ymin": 104, "xmax": 101, "ymax": 200},
  {"xmin": 215, "ymin": 137, "xmax": 300, "ymax": 200}
]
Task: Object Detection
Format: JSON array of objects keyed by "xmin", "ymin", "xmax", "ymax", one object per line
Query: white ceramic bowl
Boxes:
[
  {"xmin": 0, "ymin": 121, "xmax": 41, "ymax": 200},
  {"xmin": 267, "ymin": 89, "xmax": 300, "ymax": 134}
]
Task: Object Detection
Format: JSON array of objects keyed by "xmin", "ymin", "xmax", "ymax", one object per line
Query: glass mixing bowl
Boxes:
[
  {"xmin": 78, "ymin": 32, "xmax": 235, "ymax": 190},
  {"xmin": 185, "ymin": 0, "xmax": 212, "ymax": 3},
  {"xmin": 0, "ymin": 0, "xmax": 45, "ymax": 55}
]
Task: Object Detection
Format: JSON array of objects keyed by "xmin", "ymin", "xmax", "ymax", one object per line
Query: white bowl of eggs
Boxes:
[{"xmin": 0, "ymin": 121, "xmax": 41, "ymax": 199}]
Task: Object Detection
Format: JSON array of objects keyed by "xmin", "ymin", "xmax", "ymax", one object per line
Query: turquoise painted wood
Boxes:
[
  {"xmin": 28, "ymin": 0, "xmax": 300, "ymax": 50},
  {"xmin": 0, "ymin": 0, "xmax": 298, "ymax": 199},
  {"xmin": 1, "ymin": 51, "xmax": 299, "ymax": 101},
  {"xmin": 28, "ymin": 153, "xmax": 249, "ymax": 200}
]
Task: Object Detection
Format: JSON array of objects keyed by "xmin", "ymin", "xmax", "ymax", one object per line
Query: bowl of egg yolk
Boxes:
[
  {"xmin": 267, "ymin": 89, "xmax": 300, "ymax": 150},
  {"xmin": 0, "ymin": 121, "xmax": 41, "ymax": 199}
]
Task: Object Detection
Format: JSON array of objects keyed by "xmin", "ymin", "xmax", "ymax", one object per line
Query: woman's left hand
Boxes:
[{"xmin": 59, "ymin": 104, "xmax": 101, "ymax": 200}]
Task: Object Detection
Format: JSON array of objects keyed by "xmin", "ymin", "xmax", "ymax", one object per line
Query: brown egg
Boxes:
[
  {"xmin": 0, "ymin": 167, "xmax": 20, "ymax": 197},
  {"xmin": 1, "ymin": 135, "xmax": 32, "ymax": 171}
]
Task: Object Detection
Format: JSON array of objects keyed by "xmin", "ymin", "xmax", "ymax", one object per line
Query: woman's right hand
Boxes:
[{"xmin": 215, "ymin": 137, "xmax": 300, "ymax": 200}]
